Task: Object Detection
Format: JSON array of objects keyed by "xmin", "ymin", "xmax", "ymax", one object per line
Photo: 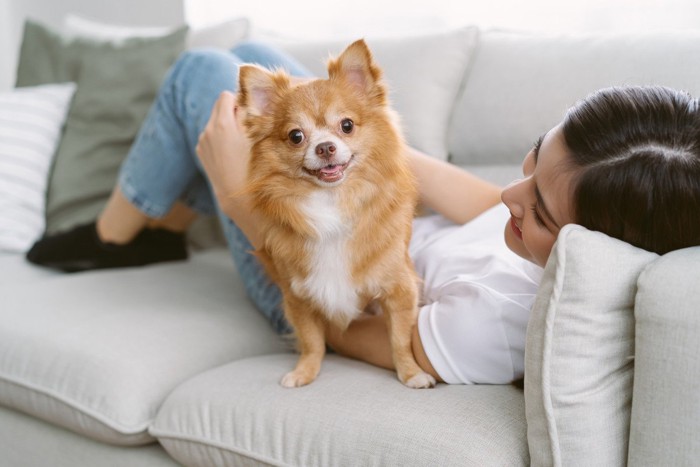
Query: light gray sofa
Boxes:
[{"xmin": 1, "ymin": 22, "xmax": 700, "ymax": 467}]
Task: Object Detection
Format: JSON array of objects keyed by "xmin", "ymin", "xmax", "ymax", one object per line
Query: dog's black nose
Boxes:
[{"xmin": 315, "ymin": 142, "xmax": 336, "ymax": 159}]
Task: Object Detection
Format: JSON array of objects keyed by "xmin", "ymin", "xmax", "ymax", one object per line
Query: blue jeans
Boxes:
[{"xmin": 118, "ymin": 42, "xmax": 314, "ymax": 334}]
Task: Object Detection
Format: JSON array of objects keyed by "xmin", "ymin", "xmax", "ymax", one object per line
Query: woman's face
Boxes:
[{"xmin": 501, "ymin": 125, "xmax": 576, "ymax": 267}]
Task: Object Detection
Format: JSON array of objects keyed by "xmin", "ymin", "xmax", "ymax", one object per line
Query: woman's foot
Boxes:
[{"xmin": 26, "ymin": 222, "xmax": 188, "ymax": 272}]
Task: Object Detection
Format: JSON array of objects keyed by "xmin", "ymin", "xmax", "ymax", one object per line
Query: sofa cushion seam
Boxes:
[
  {"xmin": 0, "ymin": 371, "xmax": 151, "ymax": 434},
  {"xmin": 151, "ymin": 428, "xmax": 289, "ymax": 467}
]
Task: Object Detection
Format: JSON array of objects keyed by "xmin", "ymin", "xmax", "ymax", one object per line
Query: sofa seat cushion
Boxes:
[
  {"xmin": 151, "ymin": 354, "xmax": 529, "ymax": 466},
  {"xmin": 0, "ymin": 405, "xmax": 180, "ymax": 467},
  {"xmin": 0, "ymin": 252, "xmax": 61, "ymax": 285},
  {"xmin": 0, "ymin": 249, "xmax": 289, "ymax": 445}
]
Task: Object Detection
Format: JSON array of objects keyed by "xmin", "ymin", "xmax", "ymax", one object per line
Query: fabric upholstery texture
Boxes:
[
  {"xmin": 0, "ymin": 250, "xmax": 288, "ymax": 445},
  {"xmin": 450, "ymin": 28, "xmax": 700, "ymax": 166},
  {"xmin": 0, "ymin": 82, "xmax": 75, "ymax": 252},
  {"xmin": 152, "ymin": 354, "xmax": 529, "ymax": 467},
  {"xmin": 524, "ymin": 225, "xmax": 658, "ymax": 467},
  {"xmin": 628, "ymin": 247, "xmax": 700, "ymax": 466},
  {"xmin": 0, "ymin": 405, "xmax": 178, "ymax": 467}
]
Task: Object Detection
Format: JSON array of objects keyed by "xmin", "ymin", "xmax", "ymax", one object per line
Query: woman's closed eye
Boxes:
[{"xmin": 530, "ymin": 205, "xmax": 547, "ymax": 227}]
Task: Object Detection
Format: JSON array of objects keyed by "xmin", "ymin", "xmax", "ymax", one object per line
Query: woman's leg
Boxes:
[
  {"xmin": 111, "ymin": 41, "xmax": 313, "ymax": 238},
  {"xmin": 26, "ymin": 48, "xmax": 242, "ymax": 271},
  {"xmin": 211, "ymin": 41, "xmax": 314, "ymax": 334},
  {"xmin": 120, "ymin": 40, "xmax": 314, "ymax": 333}
]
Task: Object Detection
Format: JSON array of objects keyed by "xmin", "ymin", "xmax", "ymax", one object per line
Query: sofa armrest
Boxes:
[{"xmin": 628, "ymin": 247, "xmax": 700, "ymax": 465}]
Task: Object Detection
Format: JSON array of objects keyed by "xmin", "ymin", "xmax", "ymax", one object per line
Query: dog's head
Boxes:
[{"xmin": 238, "ymin": 39, "xmax": 400, "ymax": 188}]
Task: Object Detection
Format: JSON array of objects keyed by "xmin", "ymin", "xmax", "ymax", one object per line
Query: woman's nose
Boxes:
[{"xmin": 501, "ymin": 178, "xmax": 526, "ymax": 216}]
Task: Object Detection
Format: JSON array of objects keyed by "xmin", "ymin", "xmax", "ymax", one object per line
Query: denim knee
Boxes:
[
  {"xmin": 230, "ymin": 41, "xmax": 315, "ymax": 78},
  {"xmin": 161, "ymin": 48, "xmax": 243, "ymax": 146}
]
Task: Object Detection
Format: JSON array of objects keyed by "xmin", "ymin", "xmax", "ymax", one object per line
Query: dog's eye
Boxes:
[
  {"xmin": 340, "ymin": 118, "xmax": 354, "ymax": 134},
  {"xmin": 288, "ymin": 129, "xmax": 305, "ymax": 145}
]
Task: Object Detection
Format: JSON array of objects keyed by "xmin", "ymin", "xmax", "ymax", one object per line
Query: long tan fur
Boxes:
[{"xmin": 238, "ymin": 40, "xmax": 435, "ymax": 388}]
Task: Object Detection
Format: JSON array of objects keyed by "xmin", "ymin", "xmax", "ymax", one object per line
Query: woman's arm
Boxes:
[
  {"xmin": 325, "ymin": 312, "xmax": 444, "ymax": 383},
  {"xmin": 408, "ymin": 147, "xmax": 503, "ymax": 224}
]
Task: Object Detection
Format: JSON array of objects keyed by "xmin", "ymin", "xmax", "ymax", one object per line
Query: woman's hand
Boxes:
[
  {"xmin": 196, "ymin": 91, "xmax": 250, "ymax": 203},
  {"xmin": 196, "ymin": 91, "xmax": 262, "ymax": 248}
]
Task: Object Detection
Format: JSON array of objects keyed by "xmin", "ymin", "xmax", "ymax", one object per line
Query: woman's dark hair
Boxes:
[{"xmin": 562, "ymin": 85, "xmax": 700, "ymax": 255}]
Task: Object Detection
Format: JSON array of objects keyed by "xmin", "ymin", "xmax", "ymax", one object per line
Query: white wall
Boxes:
[
  {"xmin": 185, "ymin": 0, "xmax": 700, "ymax": 39},
  {"xmin": 5, "ymin": 0, "xmax": 700, "ymax": 92},
  {"xmin": 0, "ymin": 0, "xmax": 14, "ymax": 91},
  {"xmin": 1, "ymin": 0, "xmax": 185, "ymax": 91}
]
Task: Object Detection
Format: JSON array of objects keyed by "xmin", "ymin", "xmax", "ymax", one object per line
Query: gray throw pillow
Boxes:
[{"xmin": 15, "ymin": 20, "xmax": 187, "ymax": 234}]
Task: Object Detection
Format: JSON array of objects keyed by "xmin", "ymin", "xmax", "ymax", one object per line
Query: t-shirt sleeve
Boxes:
[{"xmin": 417, "ymin": 279, "xmax": 532, "ymax": 385}]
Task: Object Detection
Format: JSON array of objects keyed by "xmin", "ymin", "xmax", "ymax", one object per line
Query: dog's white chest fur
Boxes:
[{"xmin": 292, "ymin": 190, "xmax": 359, "ymax": 324}]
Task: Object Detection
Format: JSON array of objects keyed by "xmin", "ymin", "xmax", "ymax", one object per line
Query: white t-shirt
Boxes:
[{"xmin": 410, "ymin": 203, "xmax": 543, "ymax": 384}]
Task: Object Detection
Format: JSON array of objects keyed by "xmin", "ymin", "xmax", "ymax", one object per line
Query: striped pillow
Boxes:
[{"xmin": 0, "ymin": 83, "xmax": 76, "ymax": 253}]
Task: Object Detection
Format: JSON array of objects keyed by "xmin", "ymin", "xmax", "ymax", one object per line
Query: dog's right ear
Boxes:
[{"xmin": 237, "ymin": 64, "xmax": 289, "ymax": 117}]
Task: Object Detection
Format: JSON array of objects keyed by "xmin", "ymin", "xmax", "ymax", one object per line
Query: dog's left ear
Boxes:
[{"xmin": 328, "ymin": 39, "xmax": 386, "ymax": 103}]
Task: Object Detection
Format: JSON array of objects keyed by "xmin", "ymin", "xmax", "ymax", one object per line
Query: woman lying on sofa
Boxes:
[{"xmin": 26, "ymin": 42, "xmax": 700, "ymax": 385}]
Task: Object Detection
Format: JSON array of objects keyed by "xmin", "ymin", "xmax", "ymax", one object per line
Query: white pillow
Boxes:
[
  {"xmin": 62, "ymin": 14, "xmax": 251, "ymax": 50},
  {"xmin": 186, "ymin": 17, "xmax": 251, "ymax": 50},
  {"xmin": 0, "ymin": 83, "xmax": 76, "ymax": 253},
  {"xmin": 265, "ymin": 27, "xmax": 479, "ymax": 161},
  {"xmin": 524, "ymin": 225, "xmax": 658, "ymax": 466},
  {"xmin": 63, "ymin": 13, "xmax": 175, "ymax": 42}
]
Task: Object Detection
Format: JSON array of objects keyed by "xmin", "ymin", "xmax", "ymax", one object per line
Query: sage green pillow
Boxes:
[{"xmin": 15, "ymin": 20, "xmax": 188, "ymax": 234}]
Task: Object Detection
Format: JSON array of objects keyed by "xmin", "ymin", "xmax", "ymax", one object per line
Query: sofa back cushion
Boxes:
[
  {"xmin": 628, "ymin": 247, "xmax": 700, "ymax": 466},
  {"xmin": 273, "ymin": 27, "xmax": 479, "ymax": 162},
  {"xmin": 449, "ymin": 29, "xmax": 700, "ymax": 166},
  {"xmin": 525, "ymin": 225, "xmax": 657, "ymax": 466}
]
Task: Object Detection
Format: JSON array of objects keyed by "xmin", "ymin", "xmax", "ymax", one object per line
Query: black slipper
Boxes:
[{"xmin": 26, "ymin": 222, "xmax": 188, "ymax": 273}]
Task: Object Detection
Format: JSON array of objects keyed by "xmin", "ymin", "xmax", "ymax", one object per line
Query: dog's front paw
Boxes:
[
  {"xmin": 280, "ymin": 370, "xmax": 316, "ymax": 388},
  {"xmin": 403, "ymin": 371, "xmax": 436, "ymax": 389}
]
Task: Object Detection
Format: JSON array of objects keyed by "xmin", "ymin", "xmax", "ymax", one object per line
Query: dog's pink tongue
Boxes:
[{"xmin": 321, "ymin": 165, "xmax": 342, "ymax": 175}]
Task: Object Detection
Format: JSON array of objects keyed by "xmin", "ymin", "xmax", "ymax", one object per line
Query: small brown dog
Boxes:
[{"xmin": 237, "ymin": 40, "xmax": 435, "ymax": 389}]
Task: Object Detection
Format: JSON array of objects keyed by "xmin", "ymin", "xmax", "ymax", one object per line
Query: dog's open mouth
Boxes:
[{"xmin": 304, "ymin": 159, "xmax": 352, "ymax": 183}]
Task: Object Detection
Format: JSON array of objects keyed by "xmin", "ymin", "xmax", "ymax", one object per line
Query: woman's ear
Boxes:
[{"xmin": 327, "ymin": 39, "xmax": 387, "ymax": 103}]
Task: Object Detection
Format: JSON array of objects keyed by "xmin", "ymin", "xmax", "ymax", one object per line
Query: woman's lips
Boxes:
[{"xmin": 510, "ymin": 216, "xmax": 522, "ymax": 239}]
